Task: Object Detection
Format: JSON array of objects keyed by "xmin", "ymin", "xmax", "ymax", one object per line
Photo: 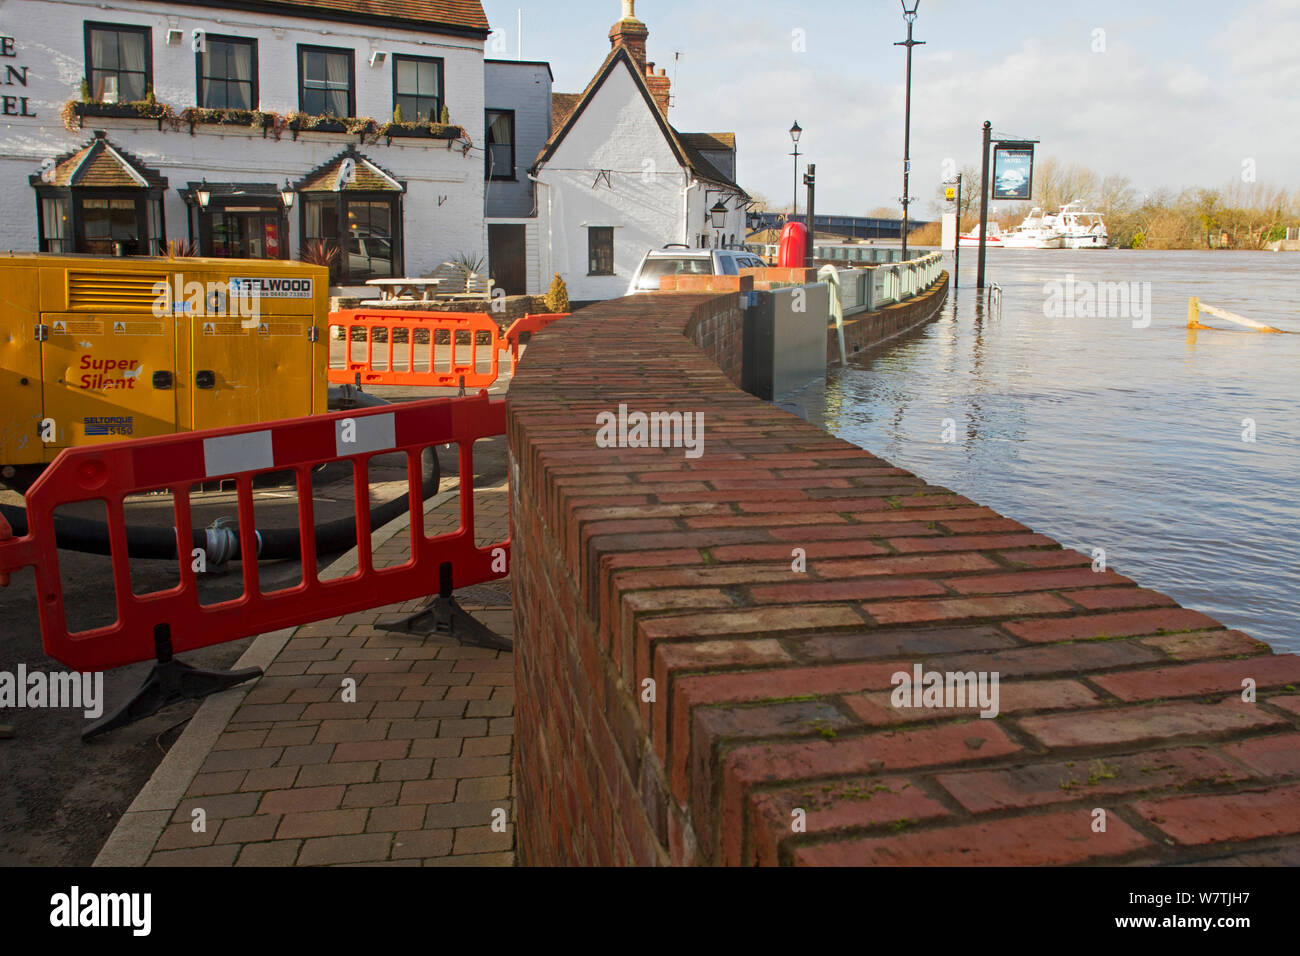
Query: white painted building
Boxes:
[
  {"xmin": 531, "ymin": 2, "xmax": 749, "ymax": 303},
  {"xmin": 0, "ymin": 0, "xmax": 491, "ymax": 286},
  {"xmin": 483, "ymin": 58, "xmax": 552, "ymax": 296},
  {"xmin": 0, "ymin": 0, "xmax": 749, "ymax": 303}
]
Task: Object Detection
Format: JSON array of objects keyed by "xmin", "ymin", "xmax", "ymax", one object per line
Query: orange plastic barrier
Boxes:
[
  {"xmin": 329, "ymin": 310, "xmax": 502, "ymax": 389},
  {"xmin": 502, "ymin": 313, "xmax": 569, "ymax": 374},
  {"xmin": 0, "ymin": 392, "xmax": 508, "ymax": 672}
]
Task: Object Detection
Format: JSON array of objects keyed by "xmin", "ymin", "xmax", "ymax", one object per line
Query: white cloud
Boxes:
[{"xmin": 506, "ymin": 0, "xmax": 1300, "ymax": 216}]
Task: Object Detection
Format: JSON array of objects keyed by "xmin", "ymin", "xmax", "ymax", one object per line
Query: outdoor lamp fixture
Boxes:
[
  {"xmin": 709, "ymin": 200, "xmax": 728, "ymax": 230},
  {"xmin": 895, "ymin": 0, "xmax": 923, "ymax": 260},
  {"xmin": 280, "ymin": 179, "xmax": 296, "ymax": 209},
  {"xmin": 789, "ymin": 121, "xmax": 803, "ymax": 220},
  {"xmin": 196, "ymin": 180, "xmax": 211, "ymax": 209}
]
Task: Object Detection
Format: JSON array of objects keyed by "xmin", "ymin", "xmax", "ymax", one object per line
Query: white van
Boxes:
[{"xmin": 626, "ymin": 246, "xmax": 767, "ymax": 295}]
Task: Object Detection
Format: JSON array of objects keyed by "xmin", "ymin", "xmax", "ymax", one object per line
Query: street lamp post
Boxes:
[
  {"xmin": 789, "ymin": 121, "xmax": 802, "ymax": 221},
  {"xmin": 895, "ymin": 1, "xmax": 923, "ymax": 261}
]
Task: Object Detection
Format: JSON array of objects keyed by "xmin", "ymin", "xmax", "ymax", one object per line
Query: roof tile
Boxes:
[{"xmin": 206, "ymin": 0, "xmax": 489, "ymax": 32}]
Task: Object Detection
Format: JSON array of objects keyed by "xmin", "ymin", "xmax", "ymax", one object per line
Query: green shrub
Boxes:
[{"xmin": 544, "ymin": 273, "xmax": 569, "ymax": 313}]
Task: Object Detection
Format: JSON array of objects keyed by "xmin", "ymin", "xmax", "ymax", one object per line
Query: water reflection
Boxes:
[{"xmin": 806, "ymin": 251, "xmax": 1300, "ymax": 652}]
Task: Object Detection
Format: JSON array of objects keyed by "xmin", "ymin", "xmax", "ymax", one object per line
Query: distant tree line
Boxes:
[{"xmin": 914, "ymin": 157, "xmax": 1299, "ymax": 249}]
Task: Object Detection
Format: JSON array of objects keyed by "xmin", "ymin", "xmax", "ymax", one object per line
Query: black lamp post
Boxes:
[
  {"xmin": 280, "ymin": 179, "xmax": 296, "ymax": 209},
  {"xmin": 789, "ymin": 121, "xmax": 802, "ymax": 221},
  {"xmin": 196, "ymin": 179, "xmax": 211, "ymax": 209},
  {"xmin": 895, "ymin": 1, "xmax": 923, "ymax": 260}
]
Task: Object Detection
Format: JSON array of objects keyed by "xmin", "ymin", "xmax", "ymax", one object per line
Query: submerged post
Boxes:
[
  {"xmin": 977, "ymin": 120, "xmax": 992, "ymax": 290},
  {"xmin": 953, "ymin": 173, "xmax": 962, "ymax": 288}
]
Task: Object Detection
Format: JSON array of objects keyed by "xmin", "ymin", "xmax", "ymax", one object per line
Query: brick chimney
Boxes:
[
  {"xmin": 644, "ymin": 61, "xmax": 672, "ymax": 118},
  {"xmin": 609, "ymin": 0, "xmax": 649, "ymax": 73}
]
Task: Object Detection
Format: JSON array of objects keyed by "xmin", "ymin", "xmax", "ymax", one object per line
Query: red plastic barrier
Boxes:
[
  {"xmin": 329, "ymin": 310, "xmax": 502, "ymax": 389},
  {"xmin": 502, "ymin": 313, "xmax": 569, "ymax": 374},
  {"xmin": 11, "ymin": 392, "xmax": 508, "ymax": 672},
  {"xmin": 0, "ymin": 510, "xmax": 38, "ymax": 588},
  {"xmin": 778, "ymin": 221, "xmax": 808, "ymax": 268}
]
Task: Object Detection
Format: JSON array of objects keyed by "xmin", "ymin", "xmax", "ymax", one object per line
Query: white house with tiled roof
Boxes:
[
  {"xmin": 531, "ymin": 1, "xmax": 748, "ymax": 303},
  {"xmin": 0, "ymin": 0, "xmax": 490, "ymax": 284}
]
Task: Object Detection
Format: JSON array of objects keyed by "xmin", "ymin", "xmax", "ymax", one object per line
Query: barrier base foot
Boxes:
[
  {"xmin": 391, "ymin": 595, "xmax": 513, "ymax": 652},
  {"xmin": 390, "ymin": 561, "xmax": 513, "ymax": 653},
  {"xmin": 82, "ymin": 624, "xmax": 262, "ymax": 740}
]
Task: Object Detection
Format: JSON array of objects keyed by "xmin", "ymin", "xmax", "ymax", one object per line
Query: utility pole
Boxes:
[
  {"xmin": 977, "ymin": 120, "xmax": 991, "ymax": 289},
  {"xmin": 804, "ymin": 163, "xmax": 816, "ymax": 268},
  {"xmin": 896, "ymin": 1, "xmax": 924, "ymax": 261}
]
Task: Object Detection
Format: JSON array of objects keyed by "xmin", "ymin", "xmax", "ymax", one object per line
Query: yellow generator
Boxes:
[{"xmin": 0, "ymin": 253, "xmax": 330, "ymax": 488}]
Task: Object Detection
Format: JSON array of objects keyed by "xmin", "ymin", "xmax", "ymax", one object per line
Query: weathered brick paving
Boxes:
[
  {"xmin": 508, "ymin": 290, "xmax": 1300, "ymax": 866},
  {"xmin": 142, "ymin": 482, "xmax": 515, "ymax": 867}
]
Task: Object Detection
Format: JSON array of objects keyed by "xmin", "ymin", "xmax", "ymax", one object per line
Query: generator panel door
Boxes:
[
  {"xmin": 187, "ymin": 317, "xmax": 314, "ymax": 432},
  {"xmin": 39, "ymin": 313, "xmax": 178, "ymax": 453}
]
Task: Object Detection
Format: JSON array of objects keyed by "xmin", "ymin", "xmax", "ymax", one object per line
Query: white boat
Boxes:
[
  {"xmin": 1049, "ymin": 201, "xmax": 1110, "ymax": 249},
  {"xmin": 1000, "ymin": 208, "xmax": 1065, "ymax": 249},
  {"xmin": 958, "ymin": 222, "xmax": 1004, "ymax": 247}
]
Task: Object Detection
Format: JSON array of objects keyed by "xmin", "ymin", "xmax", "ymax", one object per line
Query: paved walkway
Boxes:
[{"xmin": 96, "ymin": 478, "xmax": 515, "ymax": 867}]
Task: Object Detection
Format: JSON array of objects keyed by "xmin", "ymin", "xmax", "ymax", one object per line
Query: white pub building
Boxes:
[
  {"xmin": 0, "ymin": 0, "xmax": 748, "ymax": 300},
  {"xmin": 0, "ymin": 0, "xmax": 495, "ymax": 285}
]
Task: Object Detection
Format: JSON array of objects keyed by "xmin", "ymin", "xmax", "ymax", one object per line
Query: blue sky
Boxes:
[{"xmin": 481, "ymin": 0, "xmax": 1300, "ymax": 215}]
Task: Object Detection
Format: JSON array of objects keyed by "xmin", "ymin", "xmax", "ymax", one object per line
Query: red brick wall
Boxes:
[
  {"xmin": 657, "ymin": 275, "xmax": 752, "ymax": 294},
  {"xmin": 508, "ymin": 291, "xmax": 1300, "ymax": 867},
  {"xmin": 685, "ymin": 293, "xmax": 743, "ymax": 388}
]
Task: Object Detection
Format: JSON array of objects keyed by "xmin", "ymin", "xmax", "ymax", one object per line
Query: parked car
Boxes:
[{"xmin": 625, "ymin": 246, "xmax": 767, "ymax": 294}]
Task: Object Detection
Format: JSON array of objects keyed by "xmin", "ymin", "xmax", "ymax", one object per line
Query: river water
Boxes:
[{"xmin": 800, "ymin": 250, "xmax": 1300, "ymax": 653}]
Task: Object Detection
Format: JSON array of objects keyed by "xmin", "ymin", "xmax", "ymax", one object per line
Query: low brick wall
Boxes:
[
  {"xmin": 685, "ymin": 294, "xmax": 743, "ymax": 388},
  {"xmin": 508, "ymin": 292, "xmax": 1300, "ymax": 867}
]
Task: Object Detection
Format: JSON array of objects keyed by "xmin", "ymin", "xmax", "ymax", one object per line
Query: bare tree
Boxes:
[{"xmin": 928, "ymin": 164, "xmax": 981, "ymax": 224}]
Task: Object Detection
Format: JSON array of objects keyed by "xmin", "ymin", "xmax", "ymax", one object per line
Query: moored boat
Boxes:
[
  {"xmin": 1000, "ymin": 208, "xmax": 1065, "ymax": 249},
  {"xmin": 958, "ymin": 222, "xmax": 1004, "ymax": 247},
  {"xmin": 1049, "ymin": 201, "xmax": 1110, "ymax": 249}
]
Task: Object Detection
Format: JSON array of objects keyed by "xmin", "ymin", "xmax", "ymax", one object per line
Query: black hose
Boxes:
[{"xmin": 0, "ymin": 452, "xmax": 439, "ymax": 562}]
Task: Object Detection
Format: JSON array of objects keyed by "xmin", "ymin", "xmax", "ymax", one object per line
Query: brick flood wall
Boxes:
[{"xmin": 507, "ymin": 290, "xmax": 1300, "ymax": 867}]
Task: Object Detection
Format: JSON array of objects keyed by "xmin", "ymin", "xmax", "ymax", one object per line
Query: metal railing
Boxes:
[
  {"xmin": 832, "ymin": 252, "xmax": 943, "ymax": 312},
  {"xmin": 813, "ymin": 245, "xmax": 910, "ymax": 264},
  {"xmin": 744, "ymin": 243, "xmax": 933, "ymax": 265}
]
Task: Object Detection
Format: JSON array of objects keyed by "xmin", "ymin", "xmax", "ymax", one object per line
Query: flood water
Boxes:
[{"xmin": 800, "ymin": 249, "xmax": 1300, "ymax": 653}]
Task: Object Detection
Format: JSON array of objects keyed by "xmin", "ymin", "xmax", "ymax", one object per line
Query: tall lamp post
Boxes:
[
  {"xmin": 789, "ymin": 121, "xmax": 802, "ymax": 221},
  {"xmin": 895, "ymin": 1, "xmax": 923, "ymax": 260}
]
